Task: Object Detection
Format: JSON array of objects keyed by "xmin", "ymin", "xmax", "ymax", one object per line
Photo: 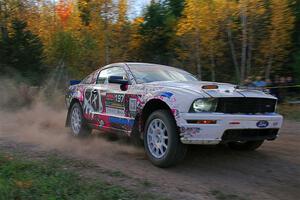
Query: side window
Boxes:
[
  {"xmin": 81, "ymin": 70, "xmax": 101, "ymax": 84},
  {"xmin": 81, "ymin": 74, "xmax": 93, "ymax": 84},
  {"xmin": 97, "ymin": 67, "xmax": 127, "ymax": 84},
  {"xmin": 91, "ymin": 70, "xmax": 100, "ymax": 83},
  {"xmin": 97, "ymin": 69, "xmax": 109, "ymax": 84}
]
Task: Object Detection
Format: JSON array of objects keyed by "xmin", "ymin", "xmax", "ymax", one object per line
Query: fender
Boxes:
[{"xmin": 133, "ymin": 90, "xmax": 184, "ymax": 136}]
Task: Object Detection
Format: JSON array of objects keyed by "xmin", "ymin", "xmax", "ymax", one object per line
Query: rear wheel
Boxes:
[
  {"xmin": 144, "ymin": 110, "xmax": 187, "ymax": 168},
  {"xmin": 70, "ymin": 102, "xmax": 91, "ymax": 137},
  {"xmin": 228, "ymin": 140, "xmax": 264, "ymax": 151}
]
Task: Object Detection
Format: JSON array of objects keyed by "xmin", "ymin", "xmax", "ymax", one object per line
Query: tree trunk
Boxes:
[
  {"xmin": 246, "ymin": 29, "xmax": 253, "ymax": 77},
  {"xmin": 0, "ymin": 1, "xmax": 9, "ymax": 40},
  {"xmin": 265, "ymin": 55, "xmax": 273, "ymax": 80},
  {"xmin": 195, "ymin": 30, "xmax": 202, "ymax": 79},
  {"xmin": 240, "ymin": 0, "xmax": 248, "ymax": 82},
  {"xmin": 226, "ymin": 23, "xmax": 240, "ymax": 83},
  {"xmin": 209, "ymin": 52, "xmax": 216, "ymax": 81},
  {"xmin": 104, "ymin": 0, "xmax": 110, "ymax": 64}
]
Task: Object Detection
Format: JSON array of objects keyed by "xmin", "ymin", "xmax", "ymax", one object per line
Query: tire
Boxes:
[
  {"xmin": 144, "ymin": 110, "xmax": 187, "ymax": 168},
  {"xmin": 69, "ymin": 102, "xmax": 92, "ymax": 137},
  {"xmin": 228, "ymin": 140, "xmax": 264, "ymax": 151}
]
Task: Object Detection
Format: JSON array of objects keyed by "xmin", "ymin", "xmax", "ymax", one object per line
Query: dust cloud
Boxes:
[{"xmin": 0, "ymin": 78, "xmax": 143, "ymax": 160}]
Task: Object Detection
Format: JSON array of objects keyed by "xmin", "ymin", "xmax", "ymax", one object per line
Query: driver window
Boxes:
[
  {"xmin": 81, "ymin": 73, "xmax": 93, "ymax": 84},
  {"xmin": 97, "ymin": 67, "xmax": 127, "ymax": 84}
]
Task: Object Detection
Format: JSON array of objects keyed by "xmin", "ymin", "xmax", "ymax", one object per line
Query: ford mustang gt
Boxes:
[{"xmin": 65, "ymin": 63, "xmax": 283, "ymax": 167}]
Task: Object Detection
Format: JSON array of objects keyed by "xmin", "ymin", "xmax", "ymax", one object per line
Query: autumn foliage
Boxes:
[
  {"xmin": 0, "ymin": 0, "xmax": 299, "ymax": 84},
  {"xmin": 56, "ymin": 0, "xmax": 73, "ymax": 25}
]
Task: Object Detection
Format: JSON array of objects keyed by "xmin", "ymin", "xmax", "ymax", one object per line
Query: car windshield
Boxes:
[{"xmin": 129, "ymin": 64, "xmax": 198, "ymax": 83}]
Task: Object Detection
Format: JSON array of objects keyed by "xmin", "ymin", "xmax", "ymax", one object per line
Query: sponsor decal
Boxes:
[
  {"xmin": 109, "ymin": 117, "xmax": 134, "ymax": 127},
  {"xmin": 129, "ymin": 98, "xmax": 137, "ymax": 112},
  {"xmin": 106, "ymin": 93, "xmax": 115, "ymax": 100},
  {"xmin": 256, "ymin": 120, "xmax": 269, "ymax": 128},
  {"xmin": 160, "ymin": 92, "xmax": 173, "ymax": 99},
  {"xmin": 106, "ymin": 107, "xmax": 125, "ymax": 116},
  {"xmin": 180, "ymin": 127, "xmax": 201, "ymax": 137},
  {"xmin": 98, "ymin": 119, "xmax": 105, "ymax": 128},
  {"xmin": 106, "ymin": 93, "xmax": 125, "ymax": 108},
  {"xmin": 93, "ymin": 114, "xmax": 110, "ymax": 127},
  {"xmin": 83, "ymin": 89, "xmax": 103, "ymax": 117},
  {"xmin": 171, "ymin": 109, "xmax": 179, "ymax": 119}
]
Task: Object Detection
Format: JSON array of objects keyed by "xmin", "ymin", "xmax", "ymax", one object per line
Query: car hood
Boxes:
[{"xmin": 144, "ymin": 81, "xmax": 276, "ymax": 99}]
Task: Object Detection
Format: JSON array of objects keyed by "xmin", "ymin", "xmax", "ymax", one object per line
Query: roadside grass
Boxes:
[
  {"xmin": 0, "ymin": 153, "xmax": 160, "ymax": 200},
  {"xmin": 277, "ymin": 104, "xmax": 300, "ymax": 121}
]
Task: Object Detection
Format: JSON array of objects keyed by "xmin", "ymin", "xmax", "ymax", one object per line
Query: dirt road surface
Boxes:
[{"xmin": 0, "ymin": 106, "xmax": 299, "ymax": 200}]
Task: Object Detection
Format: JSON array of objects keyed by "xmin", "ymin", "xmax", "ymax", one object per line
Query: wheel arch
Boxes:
[
  {"xmin": 65, "ymin": 98, "xmax": 81, "ymax": 127},
  {"xmin": 134, "ymin": 99, "xmax": 176, "ymax": 140}
]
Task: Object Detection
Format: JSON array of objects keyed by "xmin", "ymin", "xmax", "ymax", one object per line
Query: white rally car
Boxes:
[{"xmin": 65, "ymin": 63, "xmax": 283, "ymax": 167}]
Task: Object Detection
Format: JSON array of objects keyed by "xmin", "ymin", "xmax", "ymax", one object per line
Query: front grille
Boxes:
[
  {"xmin": 216, "ymin": 97, "xmax": 276, "ymax": 114},
  {"xmin": 222, "ymin": 129, "xmax": 279, "ymax": 142}
]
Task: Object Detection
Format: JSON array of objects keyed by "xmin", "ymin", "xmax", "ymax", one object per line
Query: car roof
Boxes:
[
  {"xmin": 126, "ymin": 62, "xmax": 168, "ymax": 68},
  {"xmin": 99, "ymin": 63, "xmax": 191, "ymax": 76},
  {"xmin": 103, "ymin": 62, "xmax": 169, "ymax": 68},
  {"xmin": 104, "ymin": 62, "xmax": 185, "ymax": 71}
]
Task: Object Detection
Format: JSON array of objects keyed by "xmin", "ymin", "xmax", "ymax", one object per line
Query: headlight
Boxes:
[{"xmin": 190, "ymin": 98, "xmax": 218, "ymax": 112}]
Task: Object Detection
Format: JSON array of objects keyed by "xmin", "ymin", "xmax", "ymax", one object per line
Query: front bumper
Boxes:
[{"xmin": 179, "ymin": 113, "xmax": 283, "ymax": 145}]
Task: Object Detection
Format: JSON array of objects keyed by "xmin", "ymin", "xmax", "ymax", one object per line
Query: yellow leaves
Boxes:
[
  {"xmin": 118, "ymin": 0, "xmax": 128, "ymax": 24},
  {"xmin": 260, "ymin": 0, "xmax": 295, "ymax": 63},
  {"xmin": 177, "ymin": 0, "xmax": 226, "ymax": 57},
  {"xmin": 78, "ymin": 0, "xmax": 88, "ymax": 7},
  {"xmin": 176, "ymin": 0, "xmax": 295, "ymax": 78},
  {"xmin": 133, "ymin": 17, "xmax": 144, "ymax": 26},
  {"xmin": 177, "ymin": 0, "xmax": 226, "ymax": 36}
]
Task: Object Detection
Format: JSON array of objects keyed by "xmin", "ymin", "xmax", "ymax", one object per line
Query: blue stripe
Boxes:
[{"xmin": 109, "ymin": 117, "xmax": 135, "ymax": 127}]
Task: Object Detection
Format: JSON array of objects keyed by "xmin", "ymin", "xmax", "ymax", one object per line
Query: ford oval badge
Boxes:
[{"xmin": 256, "ymin": 120, "xmax": 269, "ymax": 128}]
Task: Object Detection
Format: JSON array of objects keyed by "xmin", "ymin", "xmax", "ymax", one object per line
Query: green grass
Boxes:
[
  {"xmin": 277, "ymin": 104, "xmax": 300, "ymax": 121},
  {"xmin": 0, "ymin": 154, "xmax": 158, "ymax": 200}
]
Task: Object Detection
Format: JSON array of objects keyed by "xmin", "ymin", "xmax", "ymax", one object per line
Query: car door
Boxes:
[
  {"xmin": 103, "ymin": 66, "xmax": 132, "ymax": 133},
  {"xmin": 82, "ymin": 68, "xmax": 111, "ymax": 129},
  {"xmin": 82, "ymin": 70, "xmax": 102, "ymax": 121}
]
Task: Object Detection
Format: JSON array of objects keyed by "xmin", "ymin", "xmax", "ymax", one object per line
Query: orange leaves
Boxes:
[{"xmin": 56, "ymin": 0, "xmax": 73, "ymax": 25}]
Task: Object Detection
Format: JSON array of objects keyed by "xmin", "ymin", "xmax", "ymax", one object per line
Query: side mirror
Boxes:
[
  {"xmin": 70, "ymin": 80, "xmax": 81, "ymax": 85},
  {"xmin": 108, "ymin": 76, "xmax": 128, "ymax": 85},
  {"xmin": 108, "ymin": 76, "xmax": 129, "ymax": 91}
]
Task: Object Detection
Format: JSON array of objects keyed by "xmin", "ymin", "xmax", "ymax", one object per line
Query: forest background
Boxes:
[{"xmin": 0, "ymin": 0, "xmax": 299, "ymax": 86}]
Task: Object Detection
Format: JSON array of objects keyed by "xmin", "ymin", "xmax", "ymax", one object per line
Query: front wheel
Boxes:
[
  {"xmin": 227, "ymin": 140, "xmax": 264, "ymax": 151},
  {"xmin": 144, "ymin": 110, "xmax": 187, "ymax": 168},
  {"xmin": 70, "ymin": 102, "xmax": 91, "ymax": 137}
]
